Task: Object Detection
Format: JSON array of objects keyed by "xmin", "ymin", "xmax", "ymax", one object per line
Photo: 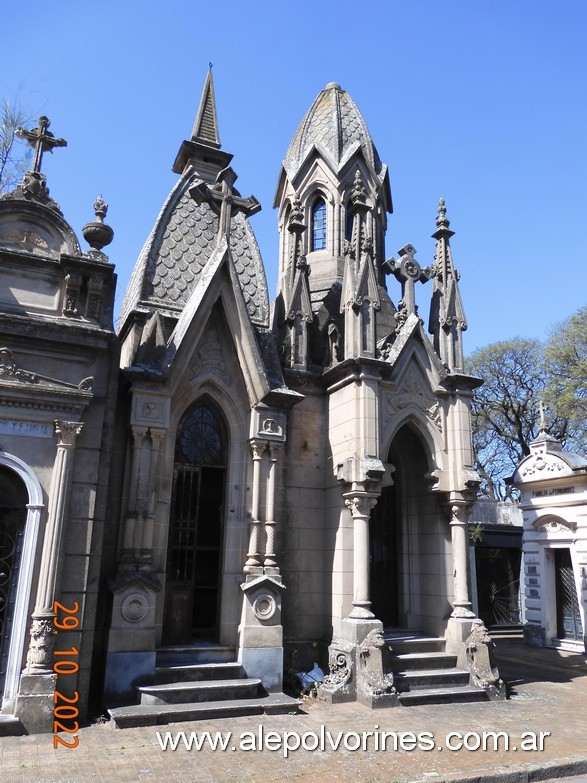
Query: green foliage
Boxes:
[
  {"xmin": 0, "ymin": 95, "xmax": 33, "ymax": 193},
  {"xmin": 466, "ymin": 316, "xmax": 586, "ymax": 501},
  {"xmin": 543, "ymin": 305, "xmax": 587, "ymax": 447}
]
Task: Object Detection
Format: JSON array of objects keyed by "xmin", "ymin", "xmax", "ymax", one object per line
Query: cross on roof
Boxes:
[
  {"xmin": 384, "ymin": 244, "xmax": 431, "ymax": 317},
  {"xmin": 190, "ymin": 167, "xmax": 261, "ymax": 246},
  {"xmin": 16, "ymin": 116, "xmax": 67, "ymax": 174}
]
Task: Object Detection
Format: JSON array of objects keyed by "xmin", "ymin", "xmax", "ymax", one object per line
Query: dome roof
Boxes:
[{"xmin": 283, "ymin": 83, "xmax": 384, "ymax": 182}]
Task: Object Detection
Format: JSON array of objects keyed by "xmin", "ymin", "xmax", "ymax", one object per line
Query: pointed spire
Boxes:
[
  {"xmin": 191, "ymin": 67, "xmax": 220, "ymax": 148},
  {"xmin": 428, "ymin": 198, "xmax": 467, "ymax": 371}
]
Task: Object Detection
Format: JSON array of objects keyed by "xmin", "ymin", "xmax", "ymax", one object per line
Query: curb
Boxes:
[{"xmin": 417, "ymin": 755, "xmax": 587, "ymax": 783}]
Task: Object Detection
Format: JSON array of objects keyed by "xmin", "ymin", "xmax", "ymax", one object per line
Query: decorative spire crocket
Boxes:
[{"xmin": 428, "ymin": 198, "xmax": 467, "ymax": 370}]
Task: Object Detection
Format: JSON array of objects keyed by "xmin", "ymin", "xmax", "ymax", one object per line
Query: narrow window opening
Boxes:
[{"xmin": 311, "ymin": 198, "xmax": 326, "ymax": 251}]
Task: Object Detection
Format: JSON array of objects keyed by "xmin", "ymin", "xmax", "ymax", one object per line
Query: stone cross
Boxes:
[
  {"xmin": 16, "ymin": 116, "xmax": 67, "ymax": 173},
  {"xmin": 190, "ymin": 166, "xmax": 260, "ymax": 246},
  {"xmin": 384, "ymin": 244, "xmax": 431, "ymax": 317}
]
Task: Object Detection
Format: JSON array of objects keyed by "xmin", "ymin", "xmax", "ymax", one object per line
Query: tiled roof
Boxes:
[
  {"xmin": 120, "ymin": 174, "xmax": 269, "ymax": 330},
  {"xmin": 283, "ymin": 83, "xmax": 384, "ymax": 181}
]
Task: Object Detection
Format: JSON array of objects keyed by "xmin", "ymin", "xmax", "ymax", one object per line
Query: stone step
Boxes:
[
  {"xmin": 109, "ymin": 693, "xmax": 301, "ymax": 729},
  {"xmin": 390, "ymin": 651, "xmax": 458, "ymax": 671},
  {"xmin": 154, "ymin": 662, "xmax": 244, "ymax": 684},
  {"xmin": 386, "ymin": 636, "xmax": 446, "ymax": 654},
  {"xmin": 139, "ymin": 677, "xmax": 262, "ymax": 705},
  {"xmin": 394, "ymin": 667, "xmax": 470, "ymax": 691},
  {"xmin": 0, "ymin": 715, "xmax": 23, "ymax": 737},
  {"xmin": 156, "ymin": 645, "xmax": 236, "ymax": 666},
  {"xmin": 399, "ymin": 685, "xmax": 488, "ymax": 706}
]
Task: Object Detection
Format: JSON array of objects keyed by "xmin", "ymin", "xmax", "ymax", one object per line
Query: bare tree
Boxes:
[{"xmin": 0, "ymin": 96, "xmax": 33, "ymax": 193}]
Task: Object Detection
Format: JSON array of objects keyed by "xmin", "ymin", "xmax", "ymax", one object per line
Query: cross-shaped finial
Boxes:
[
  {"xmin": 385, "ymin": 244, "xmax": 431, "ymax": 318},
  {"xmin": 16, "ymin": 116, "xmax": 67, "ymax": 174},
  {"xmin": 189, "ymin": 166, "xmax": 261, "ymax": 246}
]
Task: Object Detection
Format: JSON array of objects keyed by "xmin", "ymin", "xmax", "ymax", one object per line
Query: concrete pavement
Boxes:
[{"xmin": 1, "ymin": 635, "xmax": 587, "ymax": 783}]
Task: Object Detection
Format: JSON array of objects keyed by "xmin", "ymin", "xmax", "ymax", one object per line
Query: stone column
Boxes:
[
  {"xmin": 449, "ymin": 503, "xmax": 475, "ymax": 618},
  {"xmin": 264, "ymin": 443, "xmax": 280, "ymax": 574},
  {"xmin": 140, "ymin": 428, "xmax": 165, "ymax": 565},
  {"xmin": 244, "ymin": 440, "xmax": 265, "ymax": 574},
  {"xmin": 344, "ymin": 493, "xmax": 377, "ymax": 620},
  {"xmin": 120, "ymin": 425, "xmax": 148, "ymax": 564},
  {"xmin": 24, "ymin": 420, "xmax": 83, "ymax": 674}
]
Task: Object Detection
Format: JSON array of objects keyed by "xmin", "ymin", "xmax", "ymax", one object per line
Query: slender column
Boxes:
[
  {"xmin": 24, "ymin": 420, "xmax": 83, "ymax": 674},
  {"xmin": 344, "ymin": 493, "xmax": 377, "ymax": 619},
  {"xmin": 120, "ymin": 425, "xmax": 148, "ymax": 563},
  {"xmin": 449, "ymin": 503, "xmax": 475, "ymax": 618},
  {"xmin": 244, "ymin": 440, "xmax": 265, "ymax": 573},
  {"xmin": 140, "ymin": 428, "xmax": 165, "ymax": 562},
  {"xmin": 264, "ymin": 443, "xmax": 281, "ymax": 572}
]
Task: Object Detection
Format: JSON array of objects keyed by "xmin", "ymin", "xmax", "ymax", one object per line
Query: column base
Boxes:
[
  {"xmin": 14, "ymin": 673, "xmax": 55, "ymax": 734},
  {"xmin": 319, "ymin": 618, "xmax": 398, "ymax": 708}
]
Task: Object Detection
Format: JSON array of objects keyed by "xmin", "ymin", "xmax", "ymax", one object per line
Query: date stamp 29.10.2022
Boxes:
[{"xmin": 52, "ymin": 599, "xmax": 81, "ymax": 749}]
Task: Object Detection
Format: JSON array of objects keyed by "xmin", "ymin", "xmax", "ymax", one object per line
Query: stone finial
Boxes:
[
  {"xmin": 538, "ymin": 400, "xmax": 549, "ymax": 433},
  {"xmin": 82, "ymin": 195, "xmax": 114, "ymax": 253},
  {"xmin": 350, "ymin": 169, "xmax": 367, "ymax": 207},
  {"xmin": 436, "ymin": 197, "xmax": 450, "ymax": 230}
]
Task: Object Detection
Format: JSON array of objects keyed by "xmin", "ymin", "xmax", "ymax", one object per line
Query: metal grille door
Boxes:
[{"xmin": 555, "ymin": 548, "xmax": 583, "ymax": 641}]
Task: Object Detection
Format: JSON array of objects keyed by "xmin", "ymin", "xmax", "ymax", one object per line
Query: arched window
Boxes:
[
  {"xmin": 345, "ymin": 207, "xmax": 355, "ymax": 241},
  {"xmin": 311, "ymin": 198, "xmax": 327, "ymax": 251},
  {"xmin": 0, "ymin": 466, "xmax": 28, "ymax": 697},
  {"xmin": 164, "ymin": 398, "xmax": 228, "ymax": 643}
]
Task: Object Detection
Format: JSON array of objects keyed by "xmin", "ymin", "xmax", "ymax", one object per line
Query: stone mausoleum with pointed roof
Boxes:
[{"xmin": 0, "ymin": 75, "xmax": 507, "ymax": 734}]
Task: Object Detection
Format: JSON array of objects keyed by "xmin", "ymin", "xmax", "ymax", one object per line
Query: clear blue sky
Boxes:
[{"xmin": 2, "ymin": 1, "xmax": 586, "ymax": 352}]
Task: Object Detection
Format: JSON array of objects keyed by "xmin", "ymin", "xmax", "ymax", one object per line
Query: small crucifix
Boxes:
[
  {"xmin": 384, "ymin": 243, "xmax": 431, "ymax": 317},
  {"xmin": 190, "ymin": 166, "xmax": 260, "ymax": 245},
  {"xmin": 16, "ymin": 116, "xmax": 67, "ymax": 174}
]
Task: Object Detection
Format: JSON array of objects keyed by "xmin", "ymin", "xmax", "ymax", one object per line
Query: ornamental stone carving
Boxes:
[
  {"xmin": 521, "ymin": 454, "xmax": 565, "ymax": 477},
  {"xmin": 358, "ymin": 629, "xmax": 396, "ymax": 699},
  {"xmin": 386, "ymin": 372, "xmax": 442, "ymax": 433},
  {"xmin": 25, "ymin": 618, "xmax": 55, "ymax": 672},
  {"xmin": 121, "ymin": 592, "xmax": 149, "ymax": 623},
  {"xmin": 321, "ymin": 647, "xmax": 352, "ymax": 692},
  {"xmin": 465, "ymin": 621, "xmax": 506, "ymax": 700},
  {"xmin": 252, "ymin": 594, "xmax": 277, "ymax": 622},
  {"xmin": 189, "ymin": 330, "xmax": 231, "ymax": 386}
]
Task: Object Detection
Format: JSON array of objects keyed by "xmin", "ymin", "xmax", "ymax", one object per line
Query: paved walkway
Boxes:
[{"xmin": 1, "ymin": 636, "xmax": 587, "ymax": 783}]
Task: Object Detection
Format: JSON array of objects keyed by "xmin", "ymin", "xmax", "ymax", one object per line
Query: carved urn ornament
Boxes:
[{"xmin": 82, "ymin": 196, "xmax": 114, "ymax": 252}]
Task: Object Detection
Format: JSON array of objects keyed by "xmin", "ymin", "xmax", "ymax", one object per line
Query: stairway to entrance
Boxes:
[
  {"xmin": 385, "ymin": 631, "xmax": 490, "ymax": 706},
  {"xmin": 108, "ymin": 643, "xmax": 300, "ymax": 729}
]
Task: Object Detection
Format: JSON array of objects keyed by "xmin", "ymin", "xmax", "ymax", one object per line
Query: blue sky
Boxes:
[{"xmin": 2, "ymin": 1, "xmax": 586, "ymax": 352}]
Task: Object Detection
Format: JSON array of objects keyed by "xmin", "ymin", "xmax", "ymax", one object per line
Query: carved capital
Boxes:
[
  {"xmin": 54, "ymin": 420, "xmax": 83, "ymax": 448},
  {"xmin": 250, "ymin": 439, "xmax": 267, "ymax": 461},
  {"xmin": 345, "ymin": 495, "xmax": 377, "ymax": 519},
  {"xmin": 131, "ymin": 425, "xmax": 149, "ymax": 450},
  {"xmin": 448, "ymin": 503, "xmax": 470, "ymax": 526}
]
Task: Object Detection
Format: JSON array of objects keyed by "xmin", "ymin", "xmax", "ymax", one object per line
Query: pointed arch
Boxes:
[{"xmin": 310, "ymin": 197, "xmax": 327, "ymax": 251}]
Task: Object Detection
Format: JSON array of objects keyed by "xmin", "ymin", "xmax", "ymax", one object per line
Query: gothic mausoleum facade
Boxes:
[{"xmin": 0, "ymin": 75, "xmax": 505, "ymax": 734}]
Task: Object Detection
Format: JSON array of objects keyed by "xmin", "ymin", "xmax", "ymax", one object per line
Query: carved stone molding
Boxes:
[
  {"xmin": 189, "ymin": 330, "xmax": 231, "ymax": 386},
  {"xmin": 521, "ymin": 454, "xmax": 566, "ymax": 478},
  {"xmin": 386, "ymin": 371, "xmax": 442, "ymax": 432}
]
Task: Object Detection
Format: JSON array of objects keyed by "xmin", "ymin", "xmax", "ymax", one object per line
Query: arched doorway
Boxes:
[
  {"xmin": 163, "ymin": 398, "xmax": 228, "ymax": 644},
  {"xmin": 370, "ymin": 423, "xmax": 436, "ymax": 629},
  {"xmin": 0, "ymin": 466, "xmax": 28, "ymax": 699}
]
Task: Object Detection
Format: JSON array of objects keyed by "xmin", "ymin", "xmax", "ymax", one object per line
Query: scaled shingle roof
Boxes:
[{"xmin": 120, "ymin": 174, "xmax": 269, "ymax": 331}]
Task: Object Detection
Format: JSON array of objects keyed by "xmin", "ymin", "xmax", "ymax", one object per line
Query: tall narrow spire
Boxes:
[
  {"xmin": 428, "ymin": 198, "xmax": 467, "ymax": 371},
  {"xmin": 172, "ymin": 69, "xmax": 232, "ymax": 178},
  {"xmin": 191, "ymin": 67, "xmax": 220, "ymax": 149}
]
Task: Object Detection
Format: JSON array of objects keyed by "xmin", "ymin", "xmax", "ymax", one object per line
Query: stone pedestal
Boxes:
[
  {"xmin": 238, "ymin": 574, "xmax": 285, "ymax": 692},
  {"xmin": 14, "ymin": 673, "xmax": 55, "ymax": 734},
  {"xmin": 445, "ymin": 616, "xmax": 476, "ymax": 669},
  {"xmin": 319, "ymin": 617, "xmax": 397, "ymax": 708}
]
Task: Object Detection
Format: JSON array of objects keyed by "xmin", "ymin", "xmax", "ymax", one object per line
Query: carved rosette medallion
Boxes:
[
  {"xmin": 121, "ymin": 593, "xmax": 149, "ymax": 623},
  {"xmin": 252, "ymin": 594, "xmax": 277, "ymax": 622}
]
